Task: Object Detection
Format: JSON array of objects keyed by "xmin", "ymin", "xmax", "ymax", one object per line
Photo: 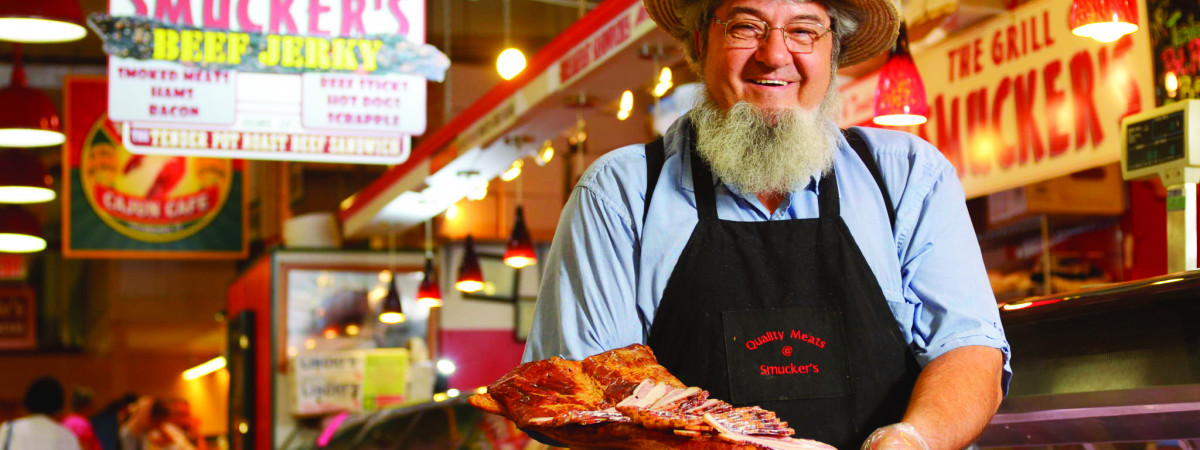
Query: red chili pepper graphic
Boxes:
[
  {"xmin": 145, "ymin": 157, "xmax": 186, "ymax": 199},
  {"xmin": 122, "ymin": 154, "xmax": 145, "ymax": 174}
]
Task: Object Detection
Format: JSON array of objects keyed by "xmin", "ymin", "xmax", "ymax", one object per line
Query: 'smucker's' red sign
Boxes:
[{"xmin": 841, "ymin": 0, "xmax": 1154, "ymax": 198}]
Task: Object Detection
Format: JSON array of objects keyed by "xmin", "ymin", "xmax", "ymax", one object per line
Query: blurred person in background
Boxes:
[
  {"xmin": 92, "ymin": 393, "xmax": 138, "ymax": 450},
  {"xmin": 120, "ymin": 397, "xmax": 197, "ymax": 450},
  {"xmin": 164, "ymin": 399, "xmax": 206, "ymax": 450},
  {"xmin": 0, "ymin": 376, "xmax": 83, "ymax": 450},
  {"xmin": 62, "ymin": 387, "xmax": 101, "ymax": 450}
]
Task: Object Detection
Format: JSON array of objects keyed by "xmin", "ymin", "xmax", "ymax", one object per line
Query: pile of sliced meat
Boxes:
[{"xmin": 468, "ymin": 344, "xmax": 833, "ymax": 450}]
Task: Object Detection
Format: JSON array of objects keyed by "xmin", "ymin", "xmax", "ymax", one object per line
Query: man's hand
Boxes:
[{"xmin": 898, "ymin": 346, "xmax": 1004, "ymax": 449}]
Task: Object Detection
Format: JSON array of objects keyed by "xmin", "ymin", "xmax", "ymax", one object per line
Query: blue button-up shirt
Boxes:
[{"xmin": 524, "ymin": 116, "xmax": 1011, "ymax": 391}]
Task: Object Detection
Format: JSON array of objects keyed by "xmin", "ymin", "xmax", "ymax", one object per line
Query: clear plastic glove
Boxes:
[{"xmin": 861, "ymin": 422, "xmax": 931, "ymax": 450}]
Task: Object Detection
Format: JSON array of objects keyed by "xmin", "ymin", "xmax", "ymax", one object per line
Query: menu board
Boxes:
[
  {"xmin": 89, "ymin": 0, "xmax": 448, "ymax": 164},
  {"xmin": 1148, "ymin": 0, "xmax": 1200, "ymax": 105}
]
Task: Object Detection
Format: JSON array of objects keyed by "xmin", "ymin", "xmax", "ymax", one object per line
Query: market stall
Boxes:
[{"xmin": 320, "ymin": 0, "xmax": 1200, "ymax": 445}]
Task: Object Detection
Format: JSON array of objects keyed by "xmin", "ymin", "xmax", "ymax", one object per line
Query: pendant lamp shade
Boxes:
[
  {"xmin": 0, "ymin": 48, "xmax": 65, "ymax": 147},
  {"xmin": 0, "ymin": 205, "xmax": 46, "ymax": 253},
  {"xmin": 0, "ymin": 149, "xmax": 55, "ymax": 203},
  {"xmin": 322, "ymin": 322, "xmax": 340, "ymax": 339},
  {"xmin": 379, "ymin": 277, "xmax": 406, "ymax": 324},
  {"xmin": 1069, "ymin": 0, "xmax": 1138, "ymax": 43},
  {"xmin": 455, "ymin": 235, "xmax": 484, "ymax": 293},
  {"xmin": 873, "ymin": 24, "xmax": 929, "ymax": 127},
  {"xmin": 504, "ymin": 206, "xmax": 537, "ymax": 268},
  {"xmin": 0, "ymin": 0, "xmax": 87, "ymax": 43},
  {"xmin": 417, "ymin": 258, "xmax": 444, "ymax": 308}
]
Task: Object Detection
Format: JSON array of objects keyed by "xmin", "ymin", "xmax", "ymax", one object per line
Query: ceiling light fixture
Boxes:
[
  {"xmin": 0, "ymin": 0, "xmax": 87, "ymax": 43},
  {"xmin": 503, "ymin": 206, "xmax": 536, "ymax": 268},
  {"xmin": 500, "ymin": 160, "xmax": 523, "ymax": 182},
  {"xmin": 467, "ymin": 178, "xmax": 488, "ymax": 201},
  {"xmin": 535, "ymin": 140, "xmax": 555, "ymax": 166},
  {"xmin": 0, "ymin": 149, "xmax": 55, "ymax": 203},
  {"xmin": 0, "ymin": 45, "xmax": 66, "ymax": 147},
  {"xmin": 617, "ymin": 90, "xmax": 633, "ymax": 121},
  {"xmin": 1069, "ymin": 0, "xmax": 1138, "ymax": 43},
  {"xmin": 417, "ymin": 219, "xmax": 443, "ymax": 308},
  {"xmin": 496, "ymin": 0, "xmax": 526, "ymax": 80},
  {"xmin": 182, "ymin": 356, "xmax": 226, "ymax": 380},
  {"xmin": 379, "ymin": 276, "xmax": 406, "ymax": 324},
  {"xmin": 379, "ymin": 226, "xmax": 406, "ymax": 324},
  {"xmin": 497, "ymin": 48, "xmax": 526, "ymax": 80},
  {"xmin": 653, "ymin": 67, "xmax": 673, "ymax": 98},
  {"xmin": 0, "ymin": 205, "xmax": 46, "ymax": 253},
  {"xmin": 455, "ymin": 234, "xmax": 484, "ymax": 292},
  {"xmin": 873, "ymin": 23, "xmax": 929, "ymax": 127}
]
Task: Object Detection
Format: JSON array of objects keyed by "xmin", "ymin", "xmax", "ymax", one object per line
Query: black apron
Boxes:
[{"xmin": 646, "ymin": 145, "xmax": 921, "ymax": 449}]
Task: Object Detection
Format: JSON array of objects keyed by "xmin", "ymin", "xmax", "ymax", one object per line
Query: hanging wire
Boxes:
[
  {"xmin": 424, "ymin": 219, "xmax": 434, "ymax": 259},
  {"xmin": 503, "ymin": 0, "xmax": 512, "ymax": 47},
  {"xmin": 442, "ymin": 0, "xmax": 452, "ymax": 121},
  {"xmin": 388, "ymin": 222, "xmax": 395, "ymax": 274}
]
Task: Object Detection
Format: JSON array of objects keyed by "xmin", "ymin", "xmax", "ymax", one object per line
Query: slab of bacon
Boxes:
[{"xmin": 468, "ymin": 344, "xmax": 834, "ymax": 450}]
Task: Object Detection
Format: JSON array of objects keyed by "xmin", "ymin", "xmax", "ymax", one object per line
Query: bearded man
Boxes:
[{"xmin": 524, "ymin": 0, "xmax": 1010, "ymax": 448}]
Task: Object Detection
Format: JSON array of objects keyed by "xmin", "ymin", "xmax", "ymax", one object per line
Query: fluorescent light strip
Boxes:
[{"xmin": 183, "ymin": 356, "xmax": 226, "ymax": 380}]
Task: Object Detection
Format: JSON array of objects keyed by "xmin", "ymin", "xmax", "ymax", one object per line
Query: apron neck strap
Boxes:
[
  {"xmin": 818, "ymin": 168, "xmax": 840, "ymax": 218},
  {"xmin": 690, "ymin": 149, "xmax": 719, "ymax": 221}
]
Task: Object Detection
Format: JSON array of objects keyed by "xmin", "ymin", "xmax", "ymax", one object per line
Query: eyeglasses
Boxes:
[{"xmin": 713, "ymin": 17, "xmax": 831, "ymax": 54}]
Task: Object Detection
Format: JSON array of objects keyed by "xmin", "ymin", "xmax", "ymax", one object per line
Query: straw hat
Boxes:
[{"xmin": 644, "ymin": 0, "xmax": 901, "ymax": 67}]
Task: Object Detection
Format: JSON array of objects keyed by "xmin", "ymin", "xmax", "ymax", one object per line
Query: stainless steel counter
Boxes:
[{"xmin": 980, "ymin": 271, "xmax": 1200, "ymax": 446}]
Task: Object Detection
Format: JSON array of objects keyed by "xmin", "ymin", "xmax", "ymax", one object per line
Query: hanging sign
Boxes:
[
  {"xmin": 841, "ymin": 0, "xmax": 1154, "ymax": 198},
  {"xmin": 1146, "ymin": 0, "xmax": 1200, "ymax": 105},
  {"xmin": 88, "ymin": 0, "xmax": 448, "ymax": 164},
  {"xmin": 293, "ymin": 348, "xmax": 409, "ymax": 415},
  {"xmin": 0, "ymin": 284, "xmax": 36, "ymax": 350},
  {"xmin": 64, "ymin": 76, "xmax": 248, "ymax": 259}
]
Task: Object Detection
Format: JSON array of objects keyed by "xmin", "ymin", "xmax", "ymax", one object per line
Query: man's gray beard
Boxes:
[{"xmin": 690, "ymin": 87, "xmax": 842, "ymax": 196}]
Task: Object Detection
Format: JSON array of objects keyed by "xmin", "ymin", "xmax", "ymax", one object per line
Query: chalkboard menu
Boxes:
[
  {"xmin": 1149, "ymin": 0, "xmax": 1200, "ymax": 105},
  {"xmin": 1126, "ymin": 110, "xmax": 1186, "ymax": 171}
]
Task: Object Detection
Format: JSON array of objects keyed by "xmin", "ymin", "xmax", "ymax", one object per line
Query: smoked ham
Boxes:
[{"xmin": 468, "ymin": 344, "xmax": 834, "ymax": 450}]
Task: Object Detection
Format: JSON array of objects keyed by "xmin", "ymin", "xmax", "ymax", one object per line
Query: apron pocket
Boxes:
[{"xmin": 721, "ymin": 307, "xmax": 852, "ymax": 404}]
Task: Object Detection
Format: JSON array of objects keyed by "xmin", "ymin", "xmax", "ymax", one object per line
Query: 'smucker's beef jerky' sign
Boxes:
[{"xmin": 90, "ymin": 0, "xmax": 448, "ymax": 165}]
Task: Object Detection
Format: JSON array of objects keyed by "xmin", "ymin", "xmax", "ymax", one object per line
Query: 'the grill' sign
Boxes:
[{"xmin": 93, "ymin": 0, "xmax": 448, "ymax": 164}]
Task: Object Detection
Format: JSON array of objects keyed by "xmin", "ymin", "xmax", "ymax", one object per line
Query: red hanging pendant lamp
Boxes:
[
  {"xmin": 379, "ymin": 225, "xmax": 406, "ymax": 324},
  {"xmin": 873, "ymin": 23, "xmax": 928, "ymax": 127},
  {"xmin": 504, "ymin": 206, "xmax": 536, "ymax": 269},
  {"xmin": 379, "ymin": 276, "xmax": 406, "ymax": 324},
  {"xmin": 1069, "ymin": 0, "xmax": 1138, "ymax": 43},
  {"xmin": 0, "ymin": 149, "xmax": 55, "ymax": 203},
  {"xmin": 0, "ymin": 205, "xmax": 46, "ymax": 253},
  {"xmin": 455, "ymin": 234, "xmax": 484, "ymax": 293},
  {"xmin": 417, "ymin": 259, "xmax": 444, "ymax": 308},
  {"xmin": 0, "ymin": 45, "xmax": 65, "ymax": 147},
  {"xmin": 417, "ymin": 219, "xmax": 443, "ymax": 307},
  {"xmin": 0, "ymin": 0, "xmax": 87, "ymax": 43}
]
